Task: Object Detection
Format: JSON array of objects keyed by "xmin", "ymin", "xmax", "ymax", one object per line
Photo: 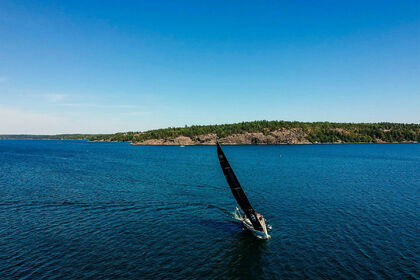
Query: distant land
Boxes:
[
  {"xmin": 91, "ymin": 121, "xmax": 420, "ymax": 145},
  {"xmin": 0, "ymin": 134, "xmax": 95, "ymax": 140},
  {"xmin": 3, "ymin": 121, "xmax": 417, "ymax": 145}
]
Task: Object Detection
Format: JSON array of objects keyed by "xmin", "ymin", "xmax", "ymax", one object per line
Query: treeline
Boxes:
[
  {"xmin": 305, "ymin": 122, "xmax": 419, "ymax": 143},
  {"xmin": 88, "ymin": 121, "xmax": 420, "ymax": 143},
  {"xmin": 0, "ymin": 134, "xmax": 102, "ymax": 140}
]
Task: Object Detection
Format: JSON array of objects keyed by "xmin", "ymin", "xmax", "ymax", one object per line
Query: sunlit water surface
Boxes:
[{"xmin": 0, "ymin": 140, "xmax": 419, "ymax": 279}]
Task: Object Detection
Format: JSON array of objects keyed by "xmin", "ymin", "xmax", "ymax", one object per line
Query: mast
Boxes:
[{"xmin": 216, "ymin": 142, "xmax": 263, "ymax": 231}]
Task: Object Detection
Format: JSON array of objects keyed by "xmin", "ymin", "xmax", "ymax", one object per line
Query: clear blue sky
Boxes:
[{"xmin": 0, "ymin": 0, "xmax": 419, "ymax": 134}]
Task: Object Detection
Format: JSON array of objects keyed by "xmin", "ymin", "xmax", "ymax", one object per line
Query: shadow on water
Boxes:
[
  {"xmin": 225, "ymin": 231, "xmax": 268, "ymax": 279},
  {"xmin": 195, "ymin": 218, "xmax": 268, "ymax": 279}
]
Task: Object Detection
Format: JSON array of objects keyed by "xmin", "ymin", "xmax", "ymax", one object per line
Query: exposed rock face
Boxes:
[
  {"xmin": 137, "ymin": 136, "xmax": 194, "ymax": 145},
  {"xmin": 193, "ymin": 134, "xmax": 218, "ymax": 144},
  {"xmin": 270, "ymin": 128, "xmax": 310, "ymax": 144},
  {"xmin": 131, "ymin": 128, "xmax": 311, "ymax": 145},
  {"xmin": 220, "ymin": 132, "xmax": 274, "ymax": 145}
]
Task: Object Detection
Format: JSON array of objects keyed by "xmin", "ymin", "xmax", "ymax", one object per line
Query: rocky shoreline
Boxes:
[
  {"xmin": 130, "ymin": 129, "xmax": 309, "ymax": 145},
  {"xmin": 87, "ymin": 121, "xmax": 420, "ymax": 144},
  {"xmin": 122, "ymin": 129, "xmax": 416, "ymax": 145}
]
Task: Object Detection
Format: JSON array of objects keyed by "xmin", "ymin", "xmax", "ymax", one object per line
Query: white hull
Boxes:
[
  {"xmin": 242, "ymin": 218, "xmax": 271, "ymax": 239},
  {"xmin": 235, "ymin": 207, "xmax": 270, "ymax": 239}
]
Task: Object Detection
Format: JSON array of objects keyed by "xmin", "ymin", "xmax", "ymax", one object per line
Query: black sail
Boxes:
[{"xmin": 216, "ymin": 143, "xmax": 263, "ymax": 231}]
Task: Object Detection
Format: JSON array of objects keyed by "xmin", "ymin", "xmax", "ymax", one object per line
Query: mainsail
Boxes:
[{"xmin": 216, "ymin": 143, "xmax": 263, "ymax": 231}]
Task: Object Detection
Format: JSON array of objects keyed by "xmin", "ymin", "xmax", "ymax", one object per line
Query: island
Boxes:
[{"xmin": 87, "ymin": 121, "xmax": 420, "ymax": 145}]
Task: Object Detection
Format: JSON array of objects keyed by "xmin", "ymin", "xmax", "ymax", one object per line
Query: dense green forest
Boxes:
[{"xmin": 88, "ymin": 121, "xmax": 420, "ymax": 143}]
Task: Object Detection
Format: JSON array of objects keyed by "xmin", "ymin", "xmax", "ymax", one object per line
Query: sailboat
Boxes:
[{"xmin": 216, "ymin": 142, "xmax": 271, "ymax": 239}]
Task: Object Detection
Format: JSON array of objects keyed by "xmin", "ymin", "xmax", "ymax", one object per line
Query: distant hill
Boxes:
[
  {"xmin": 0, "ymin": 134, "xmax": 103, "ymax": 140},
  {"xmin": 88, "ymin": 121, "xmax": 420, "ymax": 145}
]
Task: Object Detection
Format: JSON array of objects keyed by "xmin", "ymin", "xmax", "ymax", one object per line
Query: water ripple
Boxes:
[{"xmin": 0, "ymin": 141, "xmax": 419, "ymax": 279}]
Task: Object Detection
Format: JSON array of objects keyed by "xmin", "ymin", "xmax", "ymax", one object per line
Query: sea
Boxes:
[{"xmin": 0, "ymin": 140, "xmax": 418, "ymax": 279}]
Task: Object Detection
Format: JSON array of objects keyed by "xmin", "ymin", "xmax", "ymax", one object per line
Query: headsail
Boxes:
[{"xmin": 216, "ymin": 143, "xmax": 263, "ymax": 231}]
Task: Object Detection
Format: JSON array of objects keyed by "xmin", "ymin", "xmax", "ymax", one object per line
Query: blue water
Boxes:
[{"xmin": 0, "ymin": 140, "xmax": 419, "ymax": 279}]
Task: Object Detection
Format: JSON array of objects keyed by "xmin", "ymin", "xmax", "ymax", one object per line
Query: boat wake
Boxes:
[{"xmin": 231, "ymin": 208, "xmax": 243, "ymax": 222}]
